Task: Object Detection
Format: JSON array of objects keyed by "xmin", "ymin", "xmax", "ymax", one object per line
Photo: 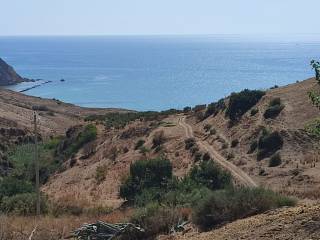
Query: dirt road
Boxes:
[{"xmin": 178, "ymin": 116, "xmax": 257, "ymax": 187}]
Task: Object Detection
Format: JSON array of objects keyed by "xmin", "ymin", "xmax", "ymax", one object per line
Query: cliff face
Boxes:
[{"xmin": 0, "ymin": 58, "xmax": 24, "ymax": 86}]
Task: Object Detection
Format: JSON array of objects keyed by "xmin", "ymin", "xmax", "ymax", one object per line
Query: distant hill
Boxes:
[{"xmin": 0, "ymin": 58, "xmax": 24, "ymax": 85}]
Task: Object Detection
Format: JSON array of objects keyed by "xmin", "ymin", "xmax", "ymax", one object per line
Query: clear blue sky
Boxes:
[{"xmin": 1, "ymin": 0, "xmax": 319, "ymax": 36}]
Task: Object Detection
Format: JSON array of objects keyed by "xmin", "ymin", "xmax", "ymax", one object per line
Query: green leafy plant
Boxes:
[
  {"xmin": 226, "ymin": 89, "xmax": 265, "ymax": 121},
  {"xmin": 269, "ymin": 152, "xmax": 282, "ymax": 167},
  {"xmin": 135, "ymin": 139, "xmax": 145, "ymax": 150},
  {"xmin": 264, "ymin": 98, "xmax": 284, "ymax": 119},
  {"xmin": 119, "ymin": 158, "xmax": 173, "ymax": 201},
  {"xmin": 257, "ymin": 131, "xmax": 283, "ymax": 160},
  {"xmin": 192, "ymin": 187, "xmax": 296, "ymax": 230}
]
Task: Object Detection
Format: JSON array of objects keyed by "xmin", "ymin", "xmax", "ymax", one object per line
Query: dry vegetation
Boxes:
[{"xmin": 1, "ymin": 77, "xmax": 320, "ymax": 239}]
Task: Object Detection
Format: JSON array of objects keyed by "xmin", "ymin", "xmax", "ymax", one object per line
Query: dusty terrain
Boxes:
[
  {"xmin": 1, "ymin": 77, "xmax": 320, "ymax": 239},
  {"xmin": 43, "ymin": 78, "xmax": 320, "ymax": 207},
  {"xmin": 0, "ymin": 77, "xmax": 318, "ymax": 207},
  {"xmin": 158, "ymin": 204, "xmax": 320, "ymax": 240},
  {"xmin": 0, "ymin": 88, "xmax": 125, "ymax": 135},
  {"xmin": 190, "ymin": 78, "xmax": 320, "ymax": 199}
]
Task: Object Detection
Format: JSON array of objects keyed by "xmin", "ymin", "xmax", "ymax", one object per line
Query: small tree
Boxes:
[
  {"xmin": 119, "ymin": 158, "xmax": 173, "ymax": 201},
  {"xmin": 309, "ymin": 60, "xmax": 320, "ymax": 108},
  {"xmin": 189, "ymin": 161, "xmax": 231, "ymax": 190},
  {"xmin": 152, "ymin": 131, "xmax": 166, "ymax": 148}
]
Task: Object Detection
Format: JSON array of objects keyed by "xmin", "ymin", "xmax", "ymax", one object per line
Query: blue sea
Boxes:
[{"xmin": 1, "ymin": 35, "xmax": 320, "ymax": 111}]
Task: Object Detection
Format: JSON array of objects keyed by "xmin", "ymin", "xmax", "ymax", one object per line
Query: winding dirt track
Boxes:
[{"xmin": 178, "ymin": 116, "xmax": 257, "ymax": 187}]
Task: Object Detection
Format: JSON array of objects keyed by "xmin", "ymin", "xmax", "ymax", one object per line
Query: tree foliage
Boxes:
[
  {"xmin": 309, "ymin": 60, "xmax": 320, "ymax": 108},
  {"xmin": 226, "ymin": 89, "xmax": 265, "ymax": 121}
]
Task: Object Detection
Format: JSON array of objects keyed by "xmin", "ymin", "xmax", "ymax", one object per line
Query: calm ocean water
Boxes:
[{"xmin": 1, "ymin": 35, "xmax": 319, "ymax": 111}]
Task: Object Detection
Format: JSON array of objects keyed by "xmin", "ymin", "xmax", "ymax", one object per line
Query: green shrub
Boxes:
[
  {"xmin": 95, "ymin": 164, "xmax": 108, "ymax": 184},
  {"xmin": 204, "ymin": 124, "xmax": 212, "ymax": 132},
  {"xmin": 131, "ymin": 203, "xmax": 183, "ymax": 239},
  {"xmin": 139, "ymin": 146, "xmax": 150, "ymax": 155},
  {"xmin": 189, "ymin": 161, "xmax": 231, "ymax": 191},
  {"xmin": 185, "ymin": 138, "xmax": 196, "ymax": 150},
  {"xmin": 231, "ymin": 139, "xmax": 239, "ymax": 148},
  {"xmin": 119, "ymin": 158, "xmax": 173, "ymax": 201},
  {"xmin": 152, "ymin": 131, "xmax": 165, "ymax": 148},
  {"xmin": 264, "ymin": 105, "xmax": 284, "ymax": 119},
  {"xmin": 202, "ymin": 152, "xmax": 211, "ymax": 161},
  {"xmin": 250, "ymin": 108, "xmax": 259, "ymax": 116},
  {"xmin": 190, "ymin": 146, "xmax": 200, "ymax": 155},
  {"xmin": 32, "ymin": 105, "xmax": 49, "ymax": 111},
  {"xmin": 163, "ymin": 181, "xmax": 212, "ymax": 207},
  {"xmin": 247, "ymin": 140, "xmax": 258, "ymax": 154},
  {"xmin": 85, "ymin": 111, "xmax": 179, "ymax": 129},
  {"xmin": 194, "ymin": 152, "xmax": 202, "ymax": 162},
  {"xmin": 0, "ymin": 177, "xmax": 33, "ymax": 200},
  {"xmin": 305, "ymin": 118, "xmax": 320, "ymax": 137},
  {"xmin": 8, "ymin": 142, "xmax": 60, "ymax": 184},
  {"xmin": 257, "ymin": 131, "xmax": 283, "ymax": 160},
  {"xmin": 135, "ymin": 139, "xmax": 145, "ymax": 150},
  {"xmin": 0, "ymin": 193, "xmax": 47, "ymax": 215},
  {"xmin": 60, "ymin": 124, "xmax": 97, "ymax": 159},
  {"xmin": 269, "ymin": 153, "xmax": 282, "ymax": 167},
  {"xmin": 221, "ymin": 142, "xmax": 229, "ymax": 149},
  {"xmin": 204, "ymin": 99, "xmax": 226, "ymax": 118},
  {"xmin": 269, "ymin": 98, "xmax": 281, "ymax": 107},
  {"xmin": 183, "ymin": 106, "xmax": 192, "ymax": 113},
  {"xmin": 226, "ymin": 89, "xmax": 265, "ymax": 121},
  {"xmin": 210, "ymin": 128, "xmax": 217, "ymax": 135},
  {"xmin": 192, "ymin": 187, "xmax": 296, "ymax": 230},
  {"xmin": 193, "ymin": 104, "xmax": 207, "ymax": 112},
  {"xmin": 264, "ymin": 98, "xmax": 285, "ymax": 119}
]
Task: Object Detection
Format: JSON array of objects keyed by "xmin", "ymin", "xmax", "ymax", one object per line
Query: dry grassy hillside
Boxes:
[
  {"xmin": 42, "ymin": 77, "xmax": 320, "ymax": 208},
  {"xmin": 43, "ymin": 115, "xmax": 195, "ymax": 208},
  {"xmin": 191, "ymin": 77, "xmax": 320, "ymax": 199},
  {"xmin": 1, "ymin": 78, "xmax": 320, "ymax": 240},
  {"xmin": 158, "ymin": 204, "xmax": 320, "ymax": 240},
  {"xmin": 0, "ymin": 88, "xmax": 124, "ymax": 135}
]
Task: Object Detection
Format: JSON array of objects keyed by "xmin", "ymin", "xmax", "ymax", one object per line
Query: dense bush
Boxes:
[
  {"xmin": 204, "ymin": 99, "xmax": 226, "ymax": 118},
  {"xmin": 8, "ymin": 142, "xmax": 60, "ymax": 185},
  {"xmin": 32, "ymin": 105, "xmax": 49, "ymax": 111},
  {"xmin": 193, "ymin": 104, "xmax": 207, "ymax": 112},
  {"xmin": 202, "ymin": 152, "xmax": 211, "ymax": 161},
  {"xmin": 135, "ymin": 139, "xmax": 145, "ymax": 150},
  {"xmin": 269, "ymin": 98, "xmax": 281, "ymax": 106},
  {"xmin": 226, "ymin": 89, "xmax": 265, "ymax": 121},
  {"xmin": 264, "ymin": 98, "xmax": 284, "ymax": 119},
  {"xmin": 189, "ymin": 161, "xmax": 231, "ymax": 191},
  {"xmin": 231, "ymin": 139, "xmax": 239, "ymax": 148},
  {"xmin": 131, "ymin": 203, "xmax": 183, "ymax": 239},
  {"xmin": 204, "ymin": 124, "xmax": 212, "ymax": 132},
  {"xmin": 0, "ymin": 177, "xmax": 33, "ymax": 201},
  {"xmin": 250, "ymin": 108, "xmax": 259, "ymax": 116},
  {"xmin": 209, "ymin": 128, "xmax": 217, "ymax": 135},
  {"xmin": 185, "ymin": 138, "xmax": 196, "ymax": 150},
  {"xmin": 269, "ymin": 152, "xmax": 282, "ymax": 167},
  {"xmin": 152, "ymin": 131, "xmax": 166, "ymax": 148},
  {"xmin": 247, "ymin": 140, "xmax": 258, "ymax": 154},
  {"xmin": 192, "ymin": 187, "xmax": 296, "ymax": 230},
  {"xmin": 183, "ymin": 106, "xmax": 192, "ymax": 113},
  {"xmin": 95, "ymin": 164, "xmax": 108, "ymax": 184},
  {"xmin": 194, "ymin": 152, "xmax": 202, "ymax": 162},
  {"xmin": 0, "ymin": 193, "xmax": 47, "ymax": 215},
  {"xmin": 257, "ymin": 131, "xmax": 283, "ymax": 160},
  {"xmin": 85, "ymin": 110, "xmax": 180, "ymax": 129},
  {"xmin": 305, "ymin": 118, "xmax": 320, "ymax": 137},
  {"xmin": 59, "ymin": 124, "xmax": 97, "ymax": 158},
  {"xmin": 119, "ymin": 158, "xmax": 173, "ymax": 201}
]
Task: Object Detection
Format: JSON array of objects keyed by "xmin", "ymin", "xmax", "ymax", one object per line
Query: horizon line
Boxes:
[{"xmin": 1, "ymin": 33, "xmax": 320, "ymax": 37}]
